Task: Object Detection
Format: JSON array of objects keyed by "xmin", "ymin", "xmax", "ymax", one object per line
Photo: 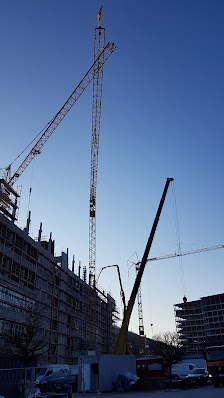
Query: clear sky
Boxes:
[{"xmin": 1, "ymin": 1, "xmax": 224, "ymax": 338}]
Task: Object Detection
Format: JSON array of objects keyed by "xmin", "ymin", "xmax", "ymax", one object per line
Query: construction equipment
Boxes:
[
  {"xmin": 132, "ymin": 244, "xmax": 224, "ymax": 268},
  {"xmin": 113, "ymin": 178, "xmax": 173, "ymax": 355},
  {"xmin": 136, "ymin": 263, "xmax": 145, "ymax": 336},
  {"xmin": 97, "ymin": 264, "xmax": 126, "ymax": 312},
  {"xmin": 134, "ymin": 245, "xmax": 224, "ymax": 338},
  {"xmin": 89, "ymin": 26, "xmax": 106, "ymax": 287},
  {"xmin": 146, "ymin": 244, "xmax": 224, "ymax": 263},
  {"xmin": 97, "ymin": 263, "xmax": 130, "ymax": 354},
  {"xmin": 9, "ymin": 42, "xmax": 115, "ymax": 186},
  {"xmin": 0, "ymin": 40, "xmax": 116, "ymax": 222}
]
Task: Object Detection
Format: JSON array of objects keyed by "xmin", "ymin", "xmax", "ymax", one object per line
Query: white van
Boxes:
[
  {"xmin": 171, "ymin": 363, "xmax": 196, "ymax": 380},
  {"xmin": 35, "ymin": 364, "xmax": 74, "ymax": 391}
]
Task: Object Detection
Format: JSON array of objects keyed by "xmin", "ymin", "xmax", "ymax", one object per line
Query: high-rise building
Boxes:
[{"xmin": 174, "ymin": 293, "xmax": 224, "ymax": 354}]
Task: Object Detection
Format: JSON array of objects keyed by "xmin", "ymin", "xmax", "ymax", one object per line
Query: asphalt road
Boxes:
[{"xmin": 72, "ymin": 385, "xmax": 224, "ymax": 398}]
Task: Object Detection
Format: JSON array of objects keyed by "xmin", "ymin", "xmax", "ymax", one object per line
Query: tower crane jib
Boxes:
[{"xmin": 8, "ymin": 42, "xmax": 116, "ymax": 186}]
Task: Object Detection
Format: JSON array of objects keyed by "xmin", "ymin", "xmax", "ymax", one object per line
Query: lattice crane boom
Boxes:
[
  {"xmin": 8, "ymin": 41, "xmax": 116, "ymax": 186},
  {"xmin": 135, "ymin": 244, "xmax": 224, "ymax": 337},
  {"xmin": 134, "ymin": 244, "xmax": 224, "ymax": 265}
]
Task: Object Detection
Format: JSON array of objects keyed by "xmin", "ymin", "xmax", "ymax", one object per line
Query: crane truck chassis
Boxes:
[{"xmin": 206, "ymin": 345, "xmax": 224, "ymax": 387}]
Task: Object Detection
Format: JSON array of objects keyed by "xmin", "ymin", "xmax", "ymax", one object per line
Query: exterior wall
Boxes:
[
  {"xmin": 78, "ymin": 354, "xmax": 136, "ymax": 392},
  {"xmin": 99, "ymin": 354, "xmax": 136, "ymax": 391},
  {"xmin": 174, "ymin": 293, "xmax": 224, "ymax": 354},
  {"xmin": 0, "ymin": 213, "xmax": 117, "ymax": 365}
]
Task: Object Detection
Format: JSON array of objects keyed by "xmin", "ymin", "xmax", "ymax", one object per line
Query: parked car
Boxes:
[{"xmin": 186, "ymin": 367, "xmax": 209, "ymax": 384}]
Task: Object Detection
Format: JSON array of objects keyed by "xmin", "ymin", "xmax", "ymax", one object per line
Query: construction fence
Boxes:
[
  {"xmin": 0, "ymin": 366, "xmax": 75, "ymax": 398},
  {"xmin": 0, "ymin": 367, "xmax": 35, "ymax": 398}
]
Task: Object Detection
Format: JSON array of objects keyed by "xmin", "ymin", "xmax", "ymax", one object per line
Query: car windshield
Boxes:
[
  {"xmin": 193, "ymin": 368, "xmax": 205, "ymax": 374},
  {"xmin": 36, "ymin": 368, "xmax": 47, "ymax": 376}
]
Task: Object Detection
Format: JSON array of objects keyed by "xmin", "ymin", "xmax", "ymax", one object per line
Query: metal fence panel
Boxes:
[{"xmin": 0, "ymin": 367, "xmax": 35, "ymax": 398}]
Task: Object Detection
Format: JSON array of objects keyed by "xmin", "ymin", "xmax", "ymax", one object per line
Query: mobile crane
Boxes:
[{"xmin": 113, "ymin": 178, "xmax": 173, "ymax": 355}]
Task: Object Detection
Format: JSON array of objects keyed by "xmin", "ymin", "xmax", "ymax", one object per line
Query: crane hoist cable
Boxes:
[
  {"xmin": 5, "ymin": 41, "xmax": 116, "ymax": 186},
  {"xmin": 8, "ymin": 120, "xmax": 53, "ymax": 169},
  {"xmin": 171, "ymin": 181, "xmax": 186, "ymax": 298}
]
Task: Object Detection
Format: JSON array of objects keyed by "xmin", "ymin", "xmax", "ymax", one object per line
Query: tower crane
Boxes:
[
  {"xmin": 134, "ymin": 244, "xmax": 224, "ymax": 338},
  {"xmin": 136, "ymin": 243, "xmax": 224, "ymax": 265},
  {"xmin": 0, "ymin": 41, "xmax": 116, "ymax": 221},
  {"xmin": 89, "ymin": 21, "xmax": 105, "ymax": 287},
  {"xmin": 136, "ymin": 263, "xmax": 145, "ymax": 336},
  {"xmin": 113, "ymin": 178, "xmax": 173, "ymax": 355}
]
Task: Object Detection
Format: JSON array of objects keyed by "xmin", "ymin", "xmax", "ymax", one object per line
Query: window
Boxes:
[{"xmin": 148, "ymin": 363, "xmax": 162, "ymax": 371}]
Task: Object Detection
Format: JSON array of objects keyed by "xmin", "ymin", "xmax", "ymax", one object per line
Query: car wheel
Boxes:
[{"xmin": 40, "ymin": 381, "xmax": 48, "ymax": 392}]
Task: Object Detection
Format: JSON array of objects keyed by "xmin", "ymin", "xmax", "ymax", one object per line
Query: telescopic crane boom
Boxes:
[{"xmin": 113, "ymin": 178, "xmax": 173, "ymax": 355}]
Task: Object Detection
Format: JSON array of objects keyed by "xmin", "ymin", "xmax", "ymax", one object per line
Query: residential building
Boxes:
[
  {"xmin": 0, "ymin": 210, "xmax": 118, "ymax": 364},
  {"xmin": 174, "ymin": 293, "xmax": 224, "ymax": 354}
]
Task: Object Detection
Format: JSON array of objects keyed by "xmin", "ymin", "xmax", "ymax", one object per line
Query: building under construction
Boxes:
[
  {"xmin": 175, "ymin": 293, "xmax": 224, "ymax": 354},
  {"xmin": 0, "ymin": 197, "xmax": 118, "ymax": 364},
  {"xmin": 0, "ymin": 12, "xmax": 119, "ymax": 365}
]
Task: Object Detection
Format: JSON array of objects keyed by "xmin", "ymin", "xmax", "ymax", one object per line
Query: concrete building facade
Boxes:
[
  {"xmin": 0, "ymin": 212, "xmax": 118, "ymax": 365},
  {"xmin": 174, "ymin": 293, "xmax": 224, "ymax": 354}
]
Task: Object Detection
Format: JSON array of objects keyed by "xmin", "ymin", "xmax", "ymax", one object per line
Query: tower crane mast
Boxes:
[
  {"xmin": 136, "ymin": 263, "xmax": 145, "ymax": 336},
  {"xmin": 89, "ymin": 26, "xmax": 105, "ymax": 287}
]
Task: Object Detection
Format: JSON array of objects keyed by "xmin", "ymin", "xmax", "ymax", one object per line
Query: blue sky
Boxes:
[{"xmin": 1, "ymin": 1, "xmax": 224, "ymax": 337}]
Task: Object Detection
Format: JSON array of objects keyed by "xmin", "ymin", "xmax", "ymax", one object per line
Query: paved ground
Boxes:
[{"xmin": 72, "ymin": 384, "xmax": 224, "ymax": 398}]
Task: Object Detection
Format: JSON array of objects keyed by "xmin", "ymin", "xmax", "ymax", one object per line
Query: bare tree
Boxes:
[
  {"xmin": 149, "ymin": 331, "xmax": 185, "ymax": 384},
  {"xmin": 0, "ymin": 304, "xmax": 48, "ymax": 367}
]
